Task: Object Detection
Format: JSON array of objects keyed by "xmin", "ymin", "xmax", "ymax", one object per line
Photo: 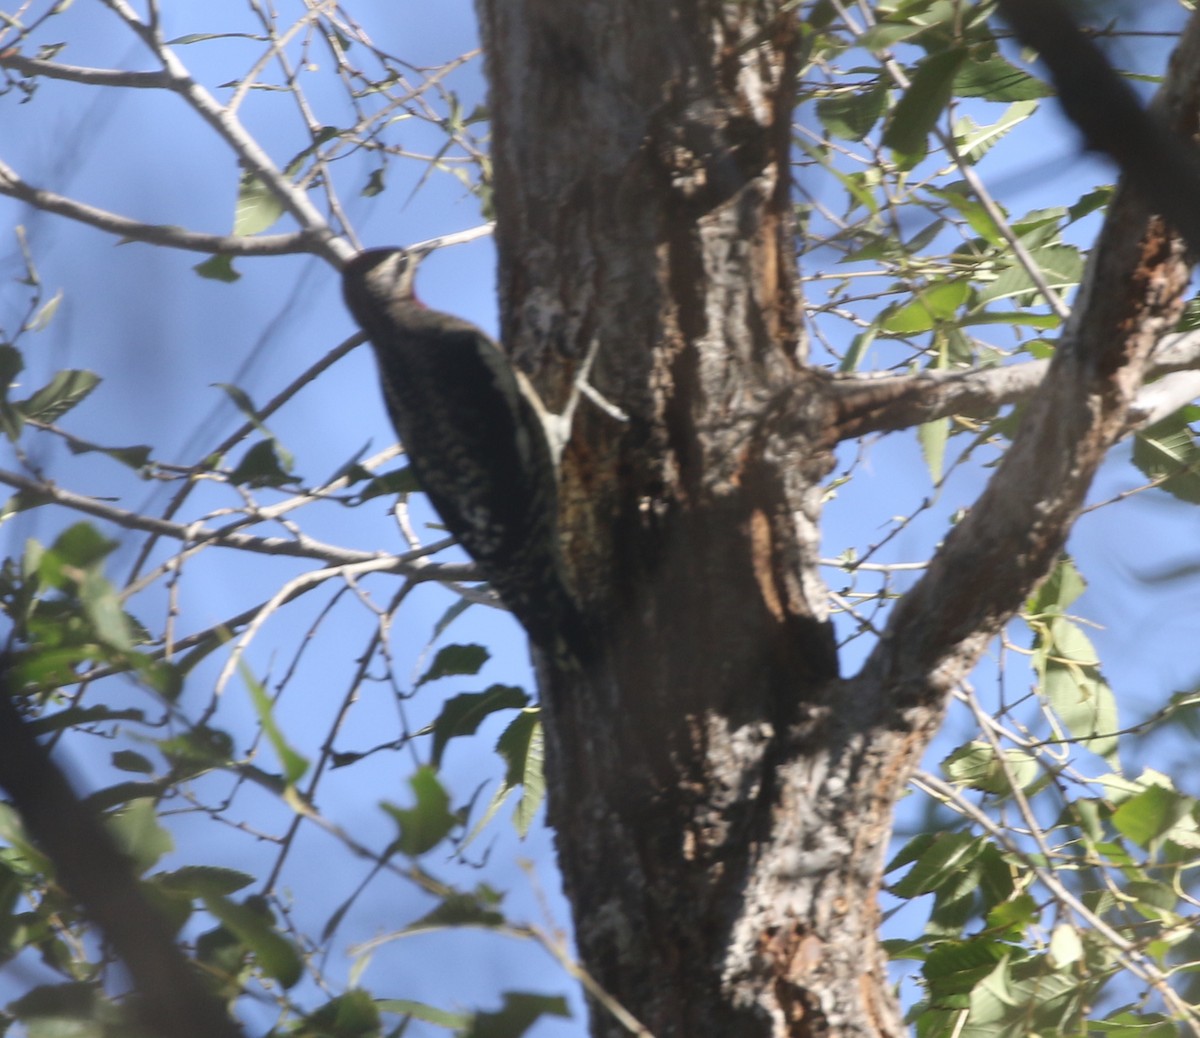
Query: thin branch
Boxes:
[
  {"xmin": 97, "ymin": 0, "xmax": 351, "ymax": 265},
  {"xmin": 0, "ymin": 157, "xmax": 316, "ymax": 256},
  {"xmin": 914, "ymin": 769, "xmax": 1200, "ymax": 1036},
  {"xmin": 0, "ymin": 464, "xmax": 472, "ymax": 578}
]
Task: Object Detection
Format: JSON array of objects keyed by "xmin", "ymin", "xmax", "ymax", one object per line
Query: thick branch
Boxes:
[
  {"xmin": 827, "ymin": 328, "xmax": 1200, "ymax": 439},
  {"xmin": 996, "ymin": 0, "xmax": 1200, "ymax": 255},
  {"xmin": 856, "ymin": 10, "xmax": 1200, "ymax": 708}
]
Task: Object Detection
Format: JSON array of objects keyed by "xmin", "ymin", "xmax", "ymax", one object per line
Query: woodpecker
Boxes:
[{"xmin": 341, "ymin": 247, "xmax": 592, "ymax": 666}]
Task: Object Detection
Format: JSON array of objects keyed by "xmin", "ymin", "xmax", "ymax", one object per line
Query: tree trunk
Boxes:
[{"xmin": 473, "ymin": 2, "xmax": 1200, "ymax": 1035}]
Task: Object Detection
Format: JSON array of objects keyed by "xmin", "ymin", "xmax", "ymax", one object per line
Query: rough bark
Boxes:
[{"xmin": 473, "ymin": 3, "xmax": 1200, "ymax": 1036}]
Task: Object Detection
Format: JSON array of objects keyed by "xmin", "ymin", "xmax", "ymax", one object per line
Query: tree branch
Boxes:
[
  {"xmin": 827, "ymin": 329, "xmax": 1200, "ymax": 440},
  {"xmin": 996, "ymin": 0, "xmax": 1200, "ymax": 256},
  {"xmin": 0, "ymin": 49, "xmax": 170, "ymax": 87},
  {"xmin": 0, "ymin": 157, "xmax": 317, "ymax": 256},
  {"xmin": 0, "ymin": 464, "xmax": 475, "ymax": 580},
  {"xmin": 0, "ymin": 671, "xmax": 245, "ymax": 1038},
  {"xmin": 853, "ymin": 9, "xmax": 1200, "ymax": 710}
]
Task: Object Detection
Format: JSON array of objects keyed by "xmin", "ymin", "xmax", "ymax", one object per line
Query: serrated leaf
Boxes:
[
  {"xmin": 977, "ymin": 244, "xmax": 1083, "ymax": 304},
  {"xmin": 497, "ymin": 710, "xmax": 545, "ymax": 837},
  {"xmin": 953, "ymin": 56, "xmax": 1050, "ymax": 102},
  {"xmin": 954, "ymin": 100, "xmax": 1039, "ymax": 164},
  {"xmin": 918, "ymin": 417, "xmax": 948, "ymax": 483},
  {"xmin": 942, "ymin": 741, "xmax": 1038, "ymax": 796},
  {"xmin": 1132, "ymin": 409, "xmax": 1200, "ymax": 503}
]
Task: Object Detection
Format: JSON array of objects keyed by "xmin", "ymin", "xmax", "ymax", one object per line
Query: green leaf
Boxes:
[
  {"xmin": 942, "ymin": 741, "xmax": 1038, "ymax": 796},
  {"xmin": 1034, "ymin": 616, "xmax": 1120, "ymax": 764},
  {"xmin": 497, "ymin": 710, "xmax": 545, "ymax": 837},
  {"xmin": 960, "ymin": 955, "xmax": 1089, "ymax": 1037},
  {"xmin": 202, "ymin": 893, "xmax": 303, "ymax": 989},
  {"xmin": 299, "ymin": 990, "xmax": 381, "ymax": 1038},
  {"xmin": 64, "ymin": 436, "xmax": 153, "ymax": 471},
  {"xmin": 883, "ymin": 47, "xmax": 967, "ymax": 167},
  {"xmin": 241, "ymin": 663, "xmax": 309, "ymax": 785},
  {"xmin": 1028, "ymin": 555, "xmax": 1086, "ymax": 615},
  {"xmin": 0, "ymin": 343, "xmax": 26, "ymax": 439},
  {"xmin": 375, "ymin": 999, "xmax": 470, "ymax": 1030},
  {"xmin": 7, "ymin": 982, "xmax": 113, "ymax": 1036},
  {"xmin": 382, "ymin": 767, "xmax": 457, "ymax": 857},
  {"xmin": 816, "ymin": 80, "xmax": 888, "ymax": 141},
  {"xmin": 880, "ymin": 279, "xmax": 971, "ymax": 334},
  {"xmin": 106, "ymin": 799, "xmax": 174, "ymax": 874},
  {"xmin": 1132, "ymin": 408, "xmax": 1200, "ymax": 504},
  {"xmin": 418, "ymin": 644, "xmax": 491, "ymax": 686},
  {"xmin": 917, "ymin": 417, "xmax": 948, "ymax": 483},
  {"xmin": 26, "ymin": 289, "xmax": 63, "ymax": 332},
  {"xmin": 154, "ymin": 865, "xmax": 256, "ymax": 898},
  {"xmin": 977, "ymin": 244, "xmax": 1083, "ymax": 305},
  {"xmin": 953, "ymin": 56, "xmax": 1050, "ymax": 102},
  {"xmin": 111, "ymin": 750, "xmax": 155, "ymax": 774},
  {"xmin": 194, "ymin": 254, "xmax": 240, "ymax": 282},
  {"xmin": 18, "ymin": 369, "xmax": 99, "ymax": 423},
  {"xmin": 461, "ymin": 992, "xmax": 571, "ymax": 1038},
  {"xmin": 233, "ymin": 169, "xmax": 285, "ymax": 237},
  {"xmin": 428, "ymin": 684, "xmax": 529, "ymax": 767},
  {"xmin": 79, "ymin": 568, "xmax": 134, "ymax": 651},
  {"xmin": 1111, "ymin": 784, "xmax": 1190, "ymax": 850},
  {"xmin": 890, "ymin": 831, "xmax": 981, "ymax": 899},
  {"xmin": 228, "ymin": 438, "xmax": 297, "ymax": 488},
  {"xmin": 403, "ymin": 885, "xmax": 505, "ymax": 934},
  {"xmin": 953, "ymin": 100, "xmax": 1038, "ymax": 165},
  {"xmin": 355, "ymin": 466, "xmax": 421, "ymax": 502}
]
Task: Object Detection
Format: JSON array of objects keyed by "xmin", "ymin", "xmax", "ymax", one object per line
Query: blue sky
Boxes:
[{"xmin": 1, "ymin": 2, "xmax": 1198, "ymax": 1035}]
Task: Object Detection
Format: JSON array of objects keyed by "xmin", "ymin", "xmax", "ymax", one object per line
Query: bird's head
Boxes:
[{"xmin": 341, "ymin": 246, "xmax": 432, "ymax": 317}]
